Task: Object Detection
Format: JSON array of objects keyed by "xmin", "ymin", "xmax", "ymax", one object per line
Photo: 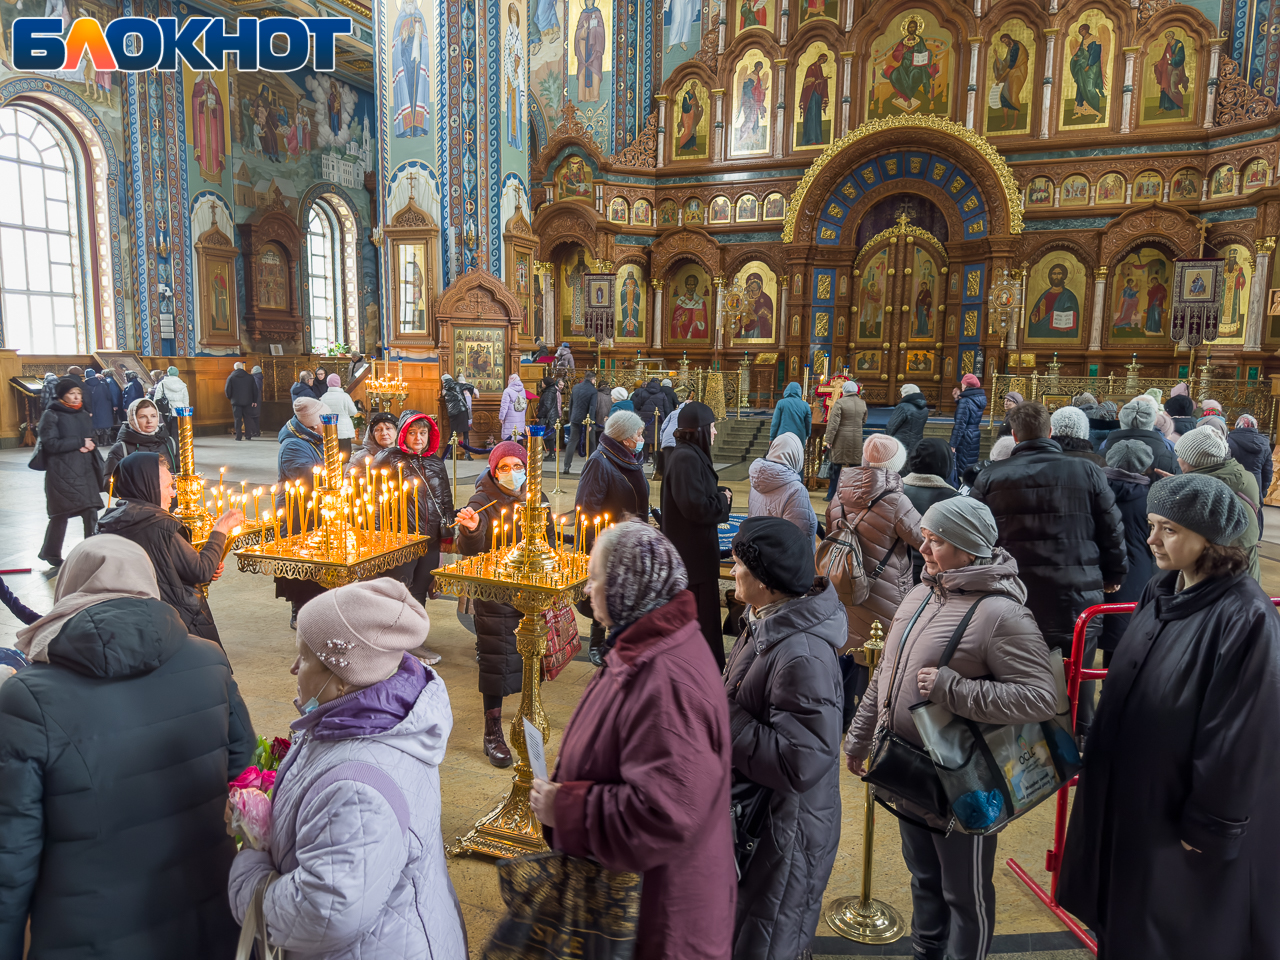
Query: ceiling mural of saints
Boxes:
[
  {"xmin": 985, "ymin": 20, "xmax": 1035, "ymax": 137},
  {"xmin": 867, "ymin": 13, "xmax": 954, "ymax": 120},
  {"xmin": 794, "ymin": 42, "xmax": 835, "ymax": 150},
  {"xmin": 1110, "ymin": 246, "xmax": 1172, "ymax": 342},
  {"xmin": 1061, "ymin": 11, "xmax": 1114, "ymax": 128},
  {"xmin": 1025, "ymin": 252, "xmax": 1087, "ymax": 344},
  {"xmin": 1140, "ymin": 27, "xmax": 1195, "ymax": 126},
  {"xmin": 731, "ymin": 51, "xmax": 772, "ymax": 157},
  {"xmin": 672, "ymin": 78, "xmax": 710, "ymax": 161}
]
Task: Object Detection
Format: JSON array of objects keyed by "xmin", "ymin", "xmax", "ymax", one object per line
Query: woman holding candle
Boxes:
[
  {"xmin": 275, "ymin": 397, "xmax": 328, "ymax": 629},
  {"xmin": 455, "ymin": 440, "xmax": 555, "ymax": 767}
]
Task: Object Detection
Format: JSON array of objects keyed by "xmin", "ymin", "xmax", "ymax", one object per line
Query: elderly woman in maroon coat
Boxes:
[{"xmin": 531, "ymin": 522, "xmax": 735, "ymax": 960}]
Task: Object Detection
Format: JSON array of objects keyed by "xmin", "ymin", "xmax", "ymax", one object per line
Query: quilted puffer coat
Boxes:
[
  {"xmin": 824, "ymin": 393, "xmax": 867, "ymax": 466},
  {"xmin": 826, "ymin": 466, "xmax": 924, "ymax": 650},
  {"xmin": 37, "ymin": 400, "xmax": 104, "ymax": 517},
  {"xmin": 228, "ymin": 655, "xmax": 467, "ymax": 960},
  {"xmin": 373, "ymin": 412, "xmax": 455, "ymax": 540}
]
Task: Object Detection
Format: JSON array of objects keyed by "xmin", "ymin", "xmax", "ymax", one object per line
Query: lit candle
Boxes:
[
  {"xmin": 503, "ymin": 523, "xmax": 509, "ymax": 551},
  {"xmin": 559, "ymin": 516, "xmax": 567, "ymax": 552},
  {"xmin": 412, "ymin": 478, "xmax": 420, "ymax": 534},
  {"xmin": 108, "ymin": 473, "xmax": 114, "ymax": 501},
  {"xmin": 492, "ymin": 520, "xmax": 499, "ymax": 553}
]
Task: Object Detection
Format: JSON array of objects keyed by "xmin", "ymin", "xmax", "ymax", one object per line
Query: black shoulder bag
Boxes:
[{"xmin": 861, "ymin": 593, "xmax": 993, "ymax": 830}]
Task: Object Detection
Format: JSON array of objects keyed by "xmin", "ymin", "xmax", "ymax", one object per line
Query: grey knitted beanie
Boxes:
[
  {"xmin": 1119, "ymin": 399, "xmax": 1156, "ymax": 431},
  {"xmin": 1146, "ymin": 473, "xmax": 1249, "ymax": 545},
  {"xmin": 1050, "ymin": 406, "xmax": 1090, "ymax": 440},
  {"xmin": 1106, "ymin": 439, "xmax": 1154, "ymax": 475},
  {"xmin": 1174, "ymin": 425, "xmax": 1230, "ymax": 468}
]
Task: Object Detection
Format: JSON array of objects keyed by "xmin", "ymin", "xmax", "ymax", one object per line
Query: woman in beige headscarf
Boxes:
[{"xmin": 1, "ymin": 535, "xmax": 255, "ymax": 960}]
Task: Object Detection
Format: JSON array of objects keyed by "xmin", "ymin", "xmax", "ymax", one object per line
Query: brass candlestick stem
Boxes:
[
  {"xmin": 172, "ymin": 406, "xmax": 214, "ymax": 545},
  {"xmin": 551, "ymin": 418, "xmax": 563, "ymax": 494},
  {"xmin": 584, "ymin": 413, "xmax": 594, "ymax": 459},
  {"xmin": 825, "ymin": 619, "xmax": 907, "ymax": 944}
]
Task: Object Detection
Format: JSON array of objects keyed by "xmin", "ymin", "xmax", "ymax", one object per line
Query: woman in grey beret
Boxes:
[{"xmin": 1058, "ymin": 473, "xmax": 1280, "ymax": 960}]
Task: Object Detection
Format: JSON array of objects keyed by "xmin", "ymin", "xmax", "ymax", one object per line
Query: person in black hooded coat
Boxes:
[
  {"xmin": 1098, "ymin": 439, "xmax": 1155, "ymax": 663},
  {"xmin": 98, "ymin": 452, "xmax": 241, "ymax": 645},
  {"xmin": 635, "ymin": 377, "xmax": 674, "ymax": 463},
  {"xmin": 37, "ymin": 378, "xmax": 104, "ymax": 567},
  {"xmin": 1164, "ymin": 393, "xmax": 1198, "ymax": 437},
  {"xmin": 886, "ymin": 385, "xmax": 930, "ymax": 455}
]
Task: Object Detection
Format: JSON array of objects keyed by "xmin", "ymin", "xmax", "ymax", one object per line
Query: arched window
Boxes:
[
  {"xmin": 307, "ymin": 203, "xmax": 340, "ymax": 352},
  {"xmin": 0, "ymin": 106, "xmax": 85, "ymax": 354}
]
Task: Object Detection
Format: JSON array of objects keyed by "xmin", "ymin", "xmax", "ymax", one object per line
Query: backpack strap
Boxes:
[
  {"xmin": 936, "ymin": 594, "xmax": 995, "ymax": 671},
  {"xmin": 301, "ymin": 760, "xmax": 411, "ymax": 838}
]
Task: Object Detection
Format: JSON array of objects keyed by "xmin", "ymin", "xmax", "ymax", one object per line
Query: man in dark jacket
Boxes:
[
  {"xmin": 1099, "ymin": 398, "xmax": 1179, "ymax": 475},
  {"xmin": 82, "ymin": 369, "xmax": 117, "ymax": 447},
  {"xmin": 886, "ymin": 383, "xmax": 929, "ymax": 455},
  {"xmin": 949, "ymin": 374, "xmax": 987, "ymax": 480},
  {"xmin": 593, "ymin": 379, "xmax": 613, "ymax": 449},
  {"xmin": 439, "ymin": 373, "xmax": 475, "ymax": 459},
  {"xmin": 1227, "ymin": 414, "xmax": 1272, "ymax": 515},
  {"xmin": 276, "ymin": 398, "xmax": 328, "ymax": 627},
  {"xmin": 247, "ymin": 365, "xmax": 264, "ymax": 439},
  {"xmin": 971, "ymin": 401, "xmax": 1127, "ymax": 730},
  {"xmin": 0, "ymin": 536, "xmax": 256, "ymax": 960},
  {"xmin": 770, "ymin": 381, "xmax": 812, "ymax": 445},
  {"xmin": 575, "ymin": 409, "xmax": 648, "ymax": 663},
  {"xmin": 634, "ymin": 377, "xmax": 674, "ymax": 465},
  {"xmin": 224, "ymin": 362, "xmax": 257, "ymax": 441},
  {"xmin": 563, "ymin": 370, "xmax": 598, "ymax": 474}
]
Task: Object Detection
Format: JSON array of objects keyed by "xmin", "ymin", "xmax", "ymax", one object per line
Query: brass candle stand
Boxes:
[
  {"xmin": 366, "ymin": 360, "xmax": 409, "ymax": 413},
  {"xmin": 233, "ymin": 414, "xmax": 430, "ymax": 588},
  {"xmin": 825, "ymin": 619, "xmax": 907, "ymax": 944},
  {"xmin": 173, "ymin": 406, "xmax": 215, "ymax": 545},
  {"xmin": 438, "ymin": 425, "xmax": 591, "ymax": 859}
]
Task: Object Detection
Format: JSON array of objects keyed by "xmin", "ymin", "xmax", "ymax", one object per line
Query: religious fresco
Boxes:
[
  {"xmin": 762, "ymin": 193, "xmax": 787, "ymax": 220},
  {"xmin": 1133, "ymin": 170, "xmax": 1163, "ymax": 201},
  {"xmin": 616, "ymin": 264, "xmax": 647, "ymax": 340},
  {"xmin": 1026, "ymin": 176, "xmax": 1053, "ymax": 206},
  {"xmin": 710, "ymin": 196, "xmax": 732, "ymax": 222},
  {"xmin": 906, "ymin": 349, "xmax": 934, "ymax": 374},
  {"xmin": 657, "ymin": 199, "xmax": 679, "ymax": 226},
  {"xmin": 1217, "ymin": 244, "xmax": 1252, "ymax": 342},
  {"xmin": 683, "ymin": 197, "xmax": 706, "ymax": 223},
  {"xmin": 737, "ymin": 195, "xmax": 759, "ymax": 221},
  {"xmin": 1171, "ymin": 167, "xmax": 1201, "ymax": 201},
  {"xmin": 185, "ymin": 68, "xmax": 230, "ymax": 187},
  {"xmin": 529, "ymin": 0, "xmax": 565, "ymax": 140},
  {"xmin": 796, "ymin": 0, "xmax": 839, "ymax": 25},
  {"xmin": 908, "ymin": 245, "xmax": 941, "ymax": 341},
  {"xmin": 1060, "ymin": 174, "xmax": 1090, "ymax": 206},
  {"xmin": 730, "ymin": 260, "xmax": 778, "ymax": 343},
  {"xmin": 608, "ymin": 196, "xmax": 630, "ymax": 223},
  {"xmin": 633, "ymin": 199, "xmax": 653, "ymax": 225},
  {"xmin": 737, "ymin": 0, "xmax": 775, "ymax": 35},
  {"xmin": 568, "ymin": 0, "xmax": 613, "ymax": 150},
  {"xmin": 856, "ymin": 248, "xmax": 889, "ymax": 340},
  {"xmin": 854, "ymin": 349, "xmax": 881, "ymax": 372},
  {"xmin": 866, "ymin": 13, "xmax": 954, "ymax": 120},
  {"xmin": 503, "ymin": 2, "xmax": 527, "ymax": 152},
  {"xmin": 1243, "ymin": 158, "xmax": 1270, "ymax": 192},
  {"xmin": 662, "ymin": 0, "xmax": 703, "ymax": 80},
  {"xmin": 453, "ymin": 327, "xmax": 507, "ymax": 392},
  {"xmin": 795, "ymin": 41, "xmax": 836, "ymax": 150},
  {"xmin": 731, "ymin": 51, "xmax": 773, "ymax": 157},
  {"xmin": 1140, "ymin": 27, "xmax": 1194, "ymax": 125},
  {"xmin": 558, "ymin": 243, "xmax": 598, "ymax": 338},
  {"xmin": 672, "ymin": 78, "xmax": 711, "ymax": 160},
  {"xmin": 1110, "ymin": 246, "xmax": 1172, "ymax": 341},
  {"xmin": 1096, "ymin": 172, "xmax": 1125, "ymax": 203},
  {"xmin": 555, "ymin": 155, "xmax": 595, "ymax": 201},
  {"xmin": 1025, "ymin": 252, "xmax": 1087, "ymax": 344},
  {"xmin": 1061, "ymin": 10, "xmax": 1114, "ymax": 128},
  {"xmin": 390, "ymin": 0, "xmax": 433, "ymax": 138},
  {"xmin": 1210, "ymin": 164, "xmax": 1236, "ymax": 197},
  {"xmin": 984, "ymin": 19, "xmax": 1036, "ymax": 137},
  {"xmin": 667, "ymin": 263, "xmax": 714, "ymax": 341},
  {"xmin": 397, "ymin": 242, "xmax": 430, "ymax": 334}
]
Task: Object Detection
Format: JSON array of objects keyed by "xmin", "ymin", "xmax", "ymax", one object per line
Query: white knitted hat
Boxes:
[
  {"xmin": 1050, "ymin": 406, "xmax": 1090, "ymax": 440},
  {"xmin": 1174, "ymin": 424, "xmax": 1230, "ymax": 467}
]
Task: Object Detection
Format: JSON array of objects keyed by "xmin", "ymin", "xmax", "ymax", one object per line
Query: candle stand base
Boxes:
[{"xmin": 824, "ymin": 896, "xmax": 907, "ymax": 944}]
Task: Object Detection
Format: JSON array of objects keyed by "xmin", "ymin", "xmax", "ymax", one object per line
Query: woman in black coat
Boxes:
[
  {"xmin": 0, "ymin": 535, "xmax": 256, "ymax": 960},
  {"xmin": 455, "ymin": 440, "xmax": 554, "ymax": 767},
  {"xmin": 1058, "ymin": 473, "xmax": 1280, "ymax": 960},
  {"xmin": 1099, "ymin": 440, "xmax": 1155, "ymax": 662},
  {"xmin": 660, "ymin": 402, "xmax": 732, "ymax": 670},
  {"xmin": 37, "ymin": 378, "xmax": 104, "ymax": 568},
  {"xmin": 98, "ymin": 452, "xmax": 241, "ymax": 645},
  {"xmin": 886, "ymin": 384, "xmax": 929, "ymax": 455},
  {"xmin": 103, "ymin": 397, "xmax": 177, "ymax": 485}
]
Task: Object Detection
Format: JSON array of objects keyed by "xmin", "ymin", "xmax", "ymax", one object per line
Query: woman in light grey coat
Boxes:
[
  {"xmin": 228, "ymin": 578, "xmax": 467, "ymax": 960},
  {"xmin": 747, "ymin": 432, "xmax": 817, "ymax": 540}
]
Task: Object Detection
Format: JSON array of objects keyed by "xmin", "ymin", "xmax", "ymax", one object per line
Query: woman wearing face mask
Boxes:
[
  {"xmin": 104, "ymin": 397, "xmax": 177, "ymax": 484},
  {"xmin": 99, "ymin": 452, "xmax": 243, "ymax": 645},
  {"xmin": 37, "ymin": 377, "xmax": 105, "ymax": 568},
  {"xmin": 361, "ymin": 410, "xmax": 399, "ymax": 461},
  {"xmin": 574, "ymin": 409, "xmax": 650, "ymax": 664},
  {"xmin": 455, "ymin": 440, "xmax": 554, "ymax": 766},
  {"xmin": 499, "ymin": 372, "xmax": 528, "ymax": 441},
  {"xmin": 660, "ymin": 401, "xmax": 733, "ymax": 670},
  {"xmin": 227, "ymin": 578, "xmax": 468, "ymax": 960}
]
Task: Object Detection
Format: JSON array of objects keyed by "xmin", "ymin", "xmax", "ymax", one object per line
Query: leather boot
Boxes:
[{"xmin": 484, "ymin": 708, "xmax": 513, "ymax": 767}]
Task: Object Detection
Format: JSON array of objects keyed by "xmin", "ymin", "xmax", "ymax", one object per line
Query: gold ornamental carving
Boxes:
[
  {"xmin": 852, "ymin": 217, "xmax": 948, "ymax": 272},
  {"xmin": 1214, "ymin": 57, "xmax": 1276, "ymax": 126},
  {"xmin": 609, "ymin": 112, "xmax": 659, "ymax": 170},
  {"xmin": 782, "ymin": 116, "xmax": 1024, "ymax": 244}
]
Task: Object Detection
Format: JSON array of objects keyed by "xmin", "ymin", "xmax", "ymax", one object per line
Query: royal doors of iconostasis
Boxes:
[{"xmin": 845, "ymin": 215, "xmax": 947, "ymax": 388}]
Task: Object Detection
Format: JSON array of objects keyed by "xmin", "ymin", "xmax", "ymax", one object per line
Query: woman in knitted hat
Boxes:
[
  {"xmin": 1099, "ymin": 439, "xmax": 1155, "ymax": 661},
  {"xmin": 530, "ymin": 523, "xmax": 734, "ymax": 959},
  {"xmin": 361, "ymin": 410, "xmax": 399, "ymax": 461},
  {"xmin": 997, "ymin": 390, "xmax": 1024, "ymax": 438},
  {"xmin": 901, "ymin": 438, "xmax": 959, "ymax": 585},
  {"xmin": 609, "ymin": 385, "xmax": 635, "ymax": 412},
  {"xmin": 228, "ymin": 578, "xmax": 467, "ymax": 960},
  {"xmin": 455, "ymin": 438, "xmax": 553, "ymax": 765},
  {"xmin": 846, "ymin": 497, "xmax": 1057, "ymax": 960},
  {"xmin": 950, "ymin": 375, "xmax": 988, "ymax": 478},
  {"xmin": 827, "ymin": 433, "xmax": 923, "ymax": 655},
  {"xmin": 1173, "ymin": 425, "xmax": 1261, "ymax": 581},
  {"xmin": 1059, "ymin": 473, "xmax": 1280, "ymax": 960},
  {"xmin": 748, "ymin": 432, "xmax": 817, "ymax": 541},
  {"xmin": 659, "ymin": 401, "xmax": 733, "ymax": 669},
  {"xmin": 824, "ymin": 379, "xmax": 868, "ymax": 500},
  {"xmin": 1164, "ymin": 393, "xmax": 1197, "ymax": 437},
  {"xmin": 887, "ymin": 382, "xmax": 930, "ymax": 457},
  {"xmin": 1051, "ymin": 406, "xmax": 1105, "ymax": 466},
  {"xmin": 275, "ymin": 397, "xmax": 329, "ymax": 627},
  {"xmin": 36, "ymin": 377, "xmax": 104, "ymax": 567},
  {"xmin": 725, "ymin": 517, "xmax": 845, "ymax": 959}
]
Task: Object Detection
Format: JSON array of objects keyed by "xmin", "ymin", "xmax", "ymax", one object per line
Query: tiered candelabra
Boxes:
[
  {"xmin": 365, "ymin": 358, "xmax": 409, "ymax": 412},
  {"xmin": 438, "ymin": 425, "xmax": 592, "ymax": 859},
  {"xmin": 233, "ymin": 414, "xmax": 431, "ymax": 588}
]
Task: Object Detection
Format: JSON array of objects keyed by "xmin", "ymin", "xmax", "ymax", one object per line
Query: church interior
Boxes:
[{"xmin": 1, "ymin": 0, "xmax": 1280, "ymax": 955}]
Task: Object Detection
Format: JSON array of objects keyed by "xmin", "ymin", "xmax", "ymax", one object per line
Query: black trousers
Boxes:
[
  {"xmin": 231, "ymin": 404, "xmax": 252, "ymax": 440},
  {"xmin": 245, "ymin": 406, "xmax": 261, "ymax": 439},
  {"xmin": 563, "ymin": 422, "xmax": 586, "ymax": 471},
  {"xmin": 393, "ymin": 544, "xmax": 441, "ymax": 605},
  {"xmin": 899, "ymin": 819, "xmax": 997, "ymax": 960},
  {"xmin": 41, "ymin": 508, "xmax": 98, "ymax": 562},
  {"xmin": 688, "ymin": 579, "xmax": 725, "ymax": 671}
]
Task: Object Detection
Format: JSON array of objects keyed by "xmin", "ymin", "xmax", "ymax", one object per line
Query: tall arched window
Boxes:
[
  {"xmin": 0, "ymin": 106, "xmax": 85, "ymax": 354},
  {"xmin": 307, "ymin": 204, "xmax": 339, "ymax": 352}
]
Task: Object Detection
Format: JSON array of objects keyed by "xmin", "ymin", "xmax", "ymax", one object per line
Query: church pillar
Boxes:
[
  {"xmin": 966, "ymin": 37, "xmax": 982, "ymax": 130},
  {"xmin": 1120, "ymin": 47, "xmax": 1139, "ymax": 134},
  {"xmin": 780, "ymin": 6, "xmax": 790, "ymax": 45},
  {"xmin": 714, "ymin": 277, "xmax": 725, "ymax": 349},
  {"xmin": 656, "ymin": 95, "xmax": 668, "ymax": 169},
  {"xmin": 774, "ymin": 60, "xmax": 787, "ymax": 159},
  {"xmin": 1040, "ymin": 29, "xmax": 1058, "ymax": 140},
  {"xmin": 718, "ymin": 10, "xmax": 727, "ymax": 53},
  {"xmin": 543, "ymin": 265, "xmax": 555, "ymax": 343},
  {"xmin": 779, "ymin": 278, "xmax": 789, "ymax": 348},
  {"xmin": 652, "ymin": 280, "xmax": 665, "ymax": 349},
  {"xmin": 840, "ymin": 52, "xmax": 854, "ymax": 137},
  {"xmin": 1090, "ymin": 267, "xmax": 1108, "ymax": 351},
  {"xmin": 1048, "ymin": 0, "xmax": 1058, "ymax": 13},
  {"xmin": 712, "ymin": 88, "xmax": 726, "ymax": 162},
  {"xmin": 1246, "ymin": 238, "xmax": 1274, "ymax": 350},
  {"xmin": 1204, "ymin": 39, "xmax": 1224, "ymax": 129}
]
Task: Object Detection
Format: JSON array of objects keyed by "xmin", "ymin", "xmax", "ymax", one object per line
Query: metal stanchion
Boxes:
[
  {"xmin": 652, "ymin": 407, "xmax": 661, "ymax": 474},
  {"xmin": 450, "ymin": 431, "xmax": 459, "ymax": 504},
  {"xmin": 583, "ymin": 413, "xmax": 594, "ymax": 460},
  {"xmin": 551, "ymin": 418, "xmax": 563, "ymax": 494},
  {"xmin": 825, "ymin": 619, "xmax": 907, "ymax": 944}
]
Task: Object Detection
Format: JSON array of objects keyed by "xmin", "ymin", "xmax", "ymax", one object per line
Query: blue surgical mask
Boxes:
[
  {"xmin": 295, "ymin": 673, "xmax": 335, "ymax": 716},
  {"xmin": 499, "ymin": 469, "xmax": 526, "ymax": 492}
]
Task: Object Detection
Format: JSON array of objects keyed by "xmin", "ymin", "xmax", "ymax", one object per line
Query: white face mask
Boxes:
[{"xmin": 499, "ymin": 469, "xmax": 526, "ymax": 492}]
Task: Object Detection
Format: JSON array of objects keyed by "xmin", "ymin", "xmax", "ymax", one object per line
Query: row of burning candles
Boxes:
[{"xmin": 488, "ymin": 509, "xmax": 613, "ymax": 556}]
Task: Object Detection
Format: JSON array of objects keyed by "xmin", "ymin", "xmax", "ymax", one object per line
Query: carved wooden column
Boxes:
[
  {"xmin": 712, "ymin": 88, "xmax": 726, "ymax": 162},
  {"xmin": 779, "ymin": 276, "xmax": 789, "ymax": 347},
  {"xmin": 1246, "ymin": 238, "xmax": 1274, "ymax": 350},
  {"xmin": 1040, "ymin": 28, "xmax": 1058, "ymax": 140},
  {"xmin": 1120, "ymin": 47, "xmax": 1139, "ymax": 134},
  {"xmin": 840, "ymin": 51, "xmax": 854, "ymax": 137},
  {"xmin": 774, "ymin": 60, "xmax": 787, "ymax": 159},
  {"xmin": 652, "ymin": 279, "xmax": 665, "ymax": 349},
  {"xmin": 713, "ymin": 277, "xmax": 726, "ymax": 350},
  {"xmin": 656, "ymin": 95, "xmax": 668, "ymax": 169},
  {"xmin": 1204, "ymin": 39, "xmax": 1224, "ymax": 129},
  {"xmin": 542, "ymin": 263, "xmax": 555, "ymax": 343},
  {"xmin": 1090, "ymin": 267, "xmax": 1107, "ymax": 350},
  {"xmin": 966, "ymin": 37, "xmax": 982, "ymax": 129}
]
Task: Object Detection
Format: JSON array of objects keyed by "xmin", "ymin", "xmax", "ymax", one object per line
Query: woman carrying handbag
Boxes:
[{"xmin": 844, "ymin": 498, "xmax": 1058, "ymax": 960}]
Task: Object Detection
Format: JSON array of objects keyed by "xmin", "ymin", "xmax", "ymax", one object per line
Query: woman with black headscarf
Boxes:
[
  {"xmin": 660, "ymin": 401, "xmax": 733, "ymax": 669},
  {"xmin": 98, "ymin": 452, "xmax": 242, "ymax": 644}
]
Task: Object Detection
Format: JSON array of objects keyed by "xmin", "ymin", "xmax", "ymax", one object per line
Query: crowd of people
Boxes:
[{"xmin": 3, "ymin": 369, "xmax": 1279, "ymax": 960}]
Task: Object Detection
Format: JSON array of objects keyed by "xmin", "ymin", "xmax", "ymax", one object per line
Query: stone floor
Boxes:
[{"xmin": 4, "ymin": 435, "xmax": 1279, "ymax": 958}]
